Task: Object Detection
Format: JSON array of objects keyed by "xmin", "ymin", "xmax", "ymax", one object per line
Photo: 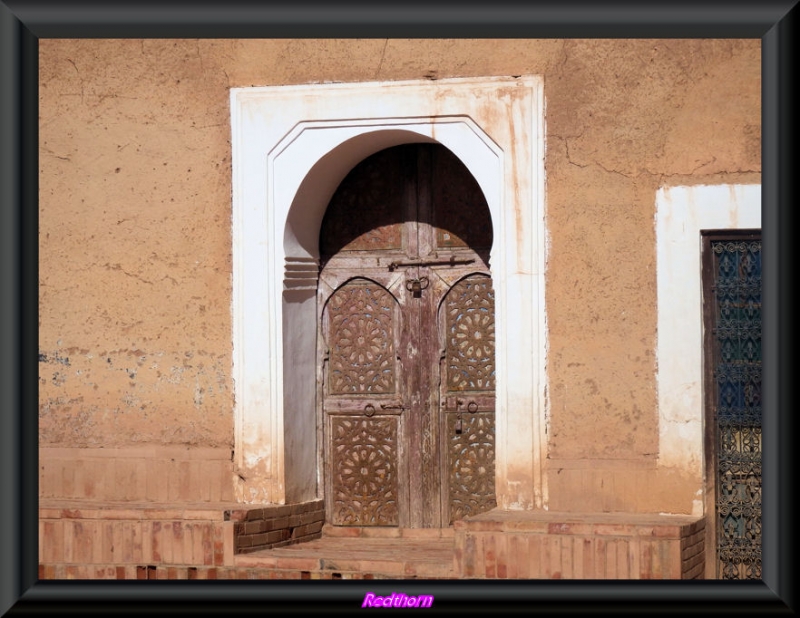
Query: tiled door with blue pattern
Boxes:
[{"xmin": 703, "ymin": 231, "xmax": 762, "ymax": 579}]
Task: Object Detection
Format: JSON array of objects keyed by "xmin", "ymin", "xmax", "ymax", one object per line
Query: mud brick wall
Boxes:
[
  {"xmin": 39, "ymin": 447, "xmax": 235, "ymax": 502},
  {"xmin": 228, "ymin": 500, "xmax": 324, "ymax": 554}
]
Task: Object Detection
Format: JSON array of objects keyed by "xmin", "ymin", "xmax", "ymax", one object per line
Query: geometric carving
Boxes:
[
  {"xmin": 444, "ymin": 275, "xmax": 495, "ymax": 392},
  {"xmin": 331, "ymin": 416, "xmax": 399, "ymax": 526},
  {"xmin": 447, "ymin": 411, "xmax": 496, "ymax": 523},
  {"xmin": 327, "ymin": 280, "xmax": 396, "ymax": 395},
  {"xmin": 442, "ymin": 274, "xmax": 497, "ymax": 524}
]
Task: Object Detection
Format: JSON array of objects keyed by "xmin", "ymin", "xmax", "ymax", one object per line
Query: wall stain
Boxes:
[{"xmin": 39, "ymin": 351, "xmax": 71, "ymax": 366}]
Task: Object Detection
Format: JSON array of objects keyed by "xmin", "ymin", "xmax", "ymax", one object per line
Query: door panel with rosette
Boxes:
[{"xmin": 318, "ymin": 144, "xmax": 496, "ymax": 527}]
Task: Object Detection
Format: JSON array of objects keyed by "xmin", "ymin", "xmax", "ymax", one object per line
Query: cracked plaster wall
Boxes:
[{"xmin": 39, "ymin": 39, "xmax": 760, "ymax": 508}]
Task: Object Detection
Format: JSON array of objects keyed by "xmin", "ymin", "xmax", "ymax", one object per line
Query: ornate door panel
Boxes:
[
  {"xmin": 440, "ymin": 274, "xmax": 497, "ymax": 523},
  {"xmin": 703, "ymin": 231, "xmax": 762, "ymax": 579},
  {"xmin": 323, "ymin": 280, "xmax": 403, "ymax": 526},
  {"xmin": 319, "ymin": 144, "xmax": 495, "ymax": 527}
]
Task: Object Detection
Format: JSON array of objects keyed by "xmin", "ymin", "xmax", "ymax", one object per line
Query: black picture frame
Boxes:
[{"xmin": 1, "ymin": 1, "xmax": 795, "ymax": 615}]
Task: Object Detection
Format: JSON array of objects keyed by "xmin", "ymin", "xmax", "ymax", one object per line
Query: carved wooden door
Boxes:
[{"xmin": 318, "ymin": 144, "xmax": 496, "ymax": 528}]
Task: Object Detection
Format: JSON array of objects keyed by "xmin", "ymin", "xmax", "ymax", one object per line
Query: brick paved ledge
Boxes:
[
  {"xmin": 39, "ymin": 499, "xmax": 324, "ymax": 569},
  {"xmin": 39, "ymin": 499, "xmax": 244, "ymax": 521},
  {"xmin": 38, "ymin": 563, "xmax": 402, "ymax": 580},
  {"xmin": 454, "ymin": 509, "xmax": 705, "ymax": 579},
  {"xmin": 321, "ymin": 524, "xmax": 455, "ymax": 539},
  {"xmin": 234, "ymin": 535, "xmax": 456, "ymax": 579},
  {"xmin": 39, "ymin": 502, "xmax": 705, "ymax": 580}
]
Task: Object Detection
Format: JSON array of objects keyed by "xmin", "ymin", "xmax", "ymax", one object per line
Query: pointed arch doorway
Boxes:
[{"xmin": 318, "ymin": 144, "xmax": 497, "ymax": 528}]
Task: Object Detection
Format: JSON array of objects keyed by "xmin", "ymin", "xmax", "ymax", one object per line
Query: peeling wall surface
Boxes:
[{"xmin": 39, "ymin": 39, "xmax": 761, "ymax": 513}]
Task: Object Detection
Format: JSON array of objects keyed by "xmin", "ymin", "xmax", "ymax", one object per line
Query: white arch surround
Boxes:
[{"xmin": 230, "ymin": 77, "xmax": 547, "ymax": 510}]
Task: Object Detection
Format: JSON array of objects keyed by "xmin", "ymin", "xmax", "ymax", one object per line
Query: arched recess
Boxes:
[
  {"xmin": 283, "ymin": 130, "xmax": 498, "ymax": 507},
  {"xmin": 316, "ymin": 143, "xmax": 496, "ymax": 528},
  {"xmin": 230, "ymin": 77, "xmax": 547, "ymax": 509}
]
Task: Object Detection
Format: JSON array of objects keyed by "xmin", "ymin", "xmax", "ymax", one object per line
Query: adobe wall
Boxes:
[{"xmin": 39, "ymin": 39, "xmax": 760, "ymax": 510}]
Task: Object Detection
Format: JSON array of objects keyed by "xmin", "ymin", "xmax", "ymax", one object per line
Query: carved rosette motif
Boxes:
[
  {"xmin": 327, "ymin": 281, "xmax": 396, "ymax": 395},
  {"xmin": 443, "ymin": 274, "xmax": 497, "ymax": 523},
  {"xmin": 445, "ymin": 276, "xmax": 495, "ymax": 392},
  {"xmin": 331, "ymin": 417, "xmax": 399, "ymax": 526},
  {"xmin": 447, "ymin": 412, "xmax": 496, "ymax": 523}
]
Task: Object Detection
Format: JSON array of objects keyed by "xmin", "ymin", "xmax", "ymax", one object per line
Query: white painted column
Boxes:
[{"xmin": 655, "ymin": 184, "xmax": 760, "ymax": 516}]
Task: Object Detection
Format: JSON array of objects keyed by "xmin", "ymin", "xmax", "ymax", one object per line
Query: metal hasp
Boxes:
[{"xmin": 389, "ymin": 255, "xmax": 475, "ymax": 272}]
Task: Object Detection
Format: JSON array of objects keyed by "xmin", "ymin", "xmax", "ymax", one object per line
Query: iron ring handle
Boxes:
[
  {"xmin": 467, "ymin": 401, "xmax": 478, "ymax": 413},
  {"xmin": 405, "ymin": 277, "xmax": 430, "ymax": 292},
  {"xmin": 364, "ymin": 404, "xmax": 375, "ymax": 417}
]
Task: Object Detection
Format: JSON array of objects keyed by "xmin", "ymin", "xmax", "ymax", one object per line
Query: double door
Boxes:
[{"xmin": 318, "ymin": 144, "xmax": 496, "ymax": 527}]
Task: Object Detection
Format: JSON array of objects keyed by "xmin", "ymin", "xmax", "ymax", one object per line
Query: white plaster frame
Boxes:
[
  {"xmin": 655, "ymin": 184, "xmax": 761, "ymax": 516},
  {"xmin": 230, "ymin": 77, "xmax": 548, "ymax": 509}
]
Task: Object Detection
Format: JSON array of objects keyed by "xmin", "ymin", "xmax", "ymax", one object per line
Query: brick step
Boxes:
[
  {"xmin": 39, "ymin": 504, "xmax": 705, "ymax": 580},
  {"xmin": 38, "ymin": 563, "xmax": 405, "ymax": 580},
  {"xmin": 39, "ymin": 563, "xmax": 412, "ymax": 580},
  {"xmin": 234, "ymin": 533, "xmax": 457, "ymax": 579},
  {"xmin": 321, "ymin": 524, "xmax": 455, "ymax": 539}
]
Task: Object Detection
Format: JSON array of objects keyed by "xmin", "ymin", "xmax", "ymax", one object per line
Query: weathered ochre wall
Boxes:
[
  {"xmin": 542, "ymin": 40, "xmax": 759, "ymax": 513},
  {"xmin": 39, "ymin": 39, "xmax": 760, "ymax": 509}
]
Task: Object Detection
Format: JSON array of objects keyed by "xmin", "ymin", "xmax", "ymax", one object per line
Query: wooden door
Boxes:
[{"xmin": 318, "ymin": 144, "xmax": 496, "ymax": 528}]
